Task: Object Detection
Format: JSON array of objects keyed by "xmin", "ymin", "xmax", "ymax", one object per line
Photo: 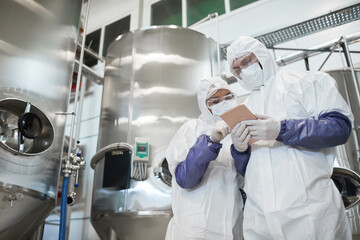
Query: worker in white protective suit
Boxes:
[
  {"xmin": 226, "ymin": 36, "xmax": 354, "ymax": 240},
  {"xmin": 165, "ymin": 76, "xmax": 252, "ymax": 240}
]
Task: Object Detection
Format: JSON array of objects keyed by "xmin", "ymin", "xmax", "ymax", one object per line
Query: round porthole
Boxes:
[
  {"xmin": 0, "ymin": 98, "xmax": 54, "ymax": 155},
  {"xmin": 158, "ymin": 158, "xmax": 172, "ymax": 187},
  {"xmin": 332, "ymin": 167, "xmax": 360, "ymax": 209}
]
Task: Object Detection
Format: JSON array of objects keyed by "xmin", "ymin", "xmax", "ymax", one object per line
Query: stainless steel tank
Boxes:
[
  {"xmin": 0, "ymin": 0, "xmax": 82, "ymax": 239},
  {"xmin": 327, "ymin": 69, "xmax": 360, "ymax": 238},
  {"xmin": 90, "ymin": 26, "xmax": 220, "ymax": 240}
]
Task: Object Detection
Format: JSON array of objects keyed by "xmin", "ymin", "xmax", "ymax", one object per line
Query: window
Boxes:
[
  {"xmin": 151, "ymin": 0, "xmax": 182, "ymax": 26},
  {"xmin": 229, "ymin": 0, "xmax": 258, "ymax": 11},
  {"xmin": 187, "ymin": 0, "xmax": 225, "ymax": 26},
  {"xmin": 103, "ymin": 15, "xmax": 131, "ymax": 57},
  {"xmin": 84, "ymin": 29, "xmax": 101, "ymax": 67}
]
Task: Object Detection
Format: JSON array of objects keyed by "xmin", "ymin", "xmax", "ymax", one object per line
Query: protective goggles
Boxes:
[
  {"xmin": 206, "ymin": 93, "xmax": 235, "ymax": 107},
  {"xmin": 230, "ymin": 52, "xmax": 258, "ymax": 77}
]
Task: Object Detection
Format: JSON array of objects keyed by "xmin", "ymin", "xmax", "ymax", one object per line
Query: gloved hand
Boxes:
[
  {"xmin": 231, "ymin": 122, "xmax": 251, "ymax": 152},
  {"xmin": 210, "ymin": 120, "xmax": 231, "ymax": 143},
  {"xmin": 242, "ymin": 114, "xmax": 280, "ymax": 141}
]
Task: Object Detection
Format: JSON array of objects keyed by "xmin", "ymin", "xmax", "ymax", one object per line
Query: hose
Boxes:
[{"xmin": 58, "ymin": 176, "xmax": 69, "ymax": 240}]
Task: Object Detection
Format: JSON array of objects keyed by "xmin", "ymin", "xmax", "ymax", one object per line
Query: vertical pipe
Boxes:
[
  {"xmin": 341, "ymin": 43, "xmax": 351, "ymax": 67},
  {"xmin": 224, "ymin": 0, "xmax": 230, "ymax": 13},
  {"xmin": 182, "ymin": 0, "xmax": 187, "ymax": 27},
  {"xmin": 67, "ymin": 0, "xmax": 91, "ymax": 161},
  {"xmin": 75, "ymin": 76, "xmax": 87, "ymax": 144},
  {"xmin": 64, "ymin": 76, "xmax": 86, "ymax": 239},
  {"xmin": 304, "ymin": 58, "xmax": 310, "ymax": 71},
  {"xmin": 214, "ymin": 13, "xmax": 221, "ymax": 75},
  {"xmin": 60, "ymin": 0, "xmax": 91, "ymax": 239},
  {"xmin": 64, "ymin": 175, "xmax": 74, "ymax": 240},
  {"xmin": 58, "ymin": 177, "xmax": 69, "ymax": 240}
]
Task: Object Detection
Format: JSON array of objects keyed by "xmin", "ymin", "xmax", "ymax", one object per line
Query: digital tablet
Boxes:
[{"xmin": 220, "ymin": 104, "xmax": 258, "ymax": 144}]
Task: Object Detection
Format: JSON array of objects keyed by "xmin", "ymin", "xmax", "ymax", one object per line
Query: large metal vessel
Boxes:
[
  {"xmin": 327, "ymin": 69, "xmax": 360, "ymax": 238},
  {"xmin": 90, "ymin": 26, "xmax": 220, "ymax": 240},
  {"xmin": 0, "ymin": 0, "xmax": 82, "ymax": 239}
]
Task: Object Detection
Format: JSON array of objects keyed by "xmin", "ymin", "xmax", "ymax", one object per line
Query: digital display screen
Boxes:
[{"xmin": 137, "ymin": 145, "xmax": 147, "ymax": 152}]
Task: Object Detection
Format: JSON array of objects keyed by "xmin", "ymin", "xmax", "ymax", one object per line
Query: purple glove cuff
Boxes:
[
  {"xmin": 175, "ymin": 134, "xmax": 222, "ymax": 189},
  {"xmin": 276, "ymin": 111, "xmax": 351, "ymax": 149},
  {"xmin": 231, "ymin": 144, "xmax": 251, "ymax": 176}
]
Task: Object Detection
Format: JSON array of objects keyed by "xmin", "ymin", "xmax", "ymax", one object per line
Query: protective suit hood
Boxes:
[
  {"xmin": 227, "ymin": 36, "xmax": 280, "ymax": 88},
  {"xmin": 197, "ymin": 76, "xmax": 232, "ymax": 127}
]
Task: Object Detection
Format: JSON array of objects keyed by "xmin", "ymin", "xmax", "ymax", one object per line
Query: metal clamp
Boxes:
[{"xmin": 62, "ymin": 143, "xmax": 85, "ymax": 184}]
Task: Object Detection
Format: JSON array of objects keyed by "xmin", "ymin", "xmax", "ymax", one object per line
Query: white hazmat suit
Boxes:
[
  {"xmin": 227, "ymin": 36, "xmax": 353, "ymax": 240},
  {"xmin": 165, "ymin": 77, "xmax": 245, "ymax": 240}
]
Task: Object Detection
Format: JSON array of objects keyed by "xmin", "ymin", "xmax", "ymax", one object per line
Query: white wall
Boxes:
[{"xmin": 43, "ymin": 0, "xmax": 360, "ymax": 239}]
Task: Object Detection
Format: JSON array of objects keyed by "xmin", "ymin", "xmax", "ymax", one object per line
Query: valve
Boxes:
[
  {"xmin": 2, "ymin": 192, "xmax": 23, "ymax": 208},
  {"xmin": 61, "ymin": 141, "xmax": 85, "ymax": 209},
  {"xmin": 67, "ymin": 192, "xmax": 76, "ymax": 206},
  {"xmin": 62, "ymin": 141, "xmax": 85, "ymax": 180}
]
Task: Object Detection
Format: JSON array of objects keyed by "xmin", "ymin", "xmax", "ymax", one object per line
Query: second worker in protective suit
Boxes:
[
  {"xmin": 227, "ymin": 36, "xmax": 353, "ymax": 240},
  {"xmin": 165, "ymin": 76, "xmax": 251, "ymax": 240}
]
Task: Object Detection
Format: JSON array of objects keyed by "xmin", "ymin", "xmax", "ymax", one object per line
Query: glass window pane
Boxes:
[
  {"xmin": 187, "ymin": 0, "xmax": 225, "ymax": 26},
  {"xmin": 230, "ymin": 0, "xmax": 258, "ymax": 11},
  {"xmin": 84, "ymin": 29, "xmax": 101, "ymax": 67},
  {"xmin": 151, "ymin": 0, "xmax": 182, "ymax": 26},
  {"xmin": 103, "ymin": 15, "xmax": 131, "ymax": 57}
]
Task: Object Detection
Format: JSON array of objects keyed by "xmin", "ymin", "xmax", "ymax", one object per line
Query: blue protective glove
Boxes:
[
  {"xmin": 276, "ymin": 111, "xmax": 352, "ymax": 149},
  {"xmin": 175, "ymin": 134, "xmax": 222, "ymax": 189},
  {"xmin": 231, "ymin": 144, "xmax": 251, "ymax": 176}
]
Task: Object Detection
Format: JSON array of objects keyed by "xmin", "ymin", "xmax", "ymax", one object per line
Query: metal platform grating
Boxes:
[
  {"xmin": 256, "ymin": 3, "xmax": 360, "ymax": 47},
  {"xmin": 221, "ymin": 3, "xmax": 360, "ymax": 57}
]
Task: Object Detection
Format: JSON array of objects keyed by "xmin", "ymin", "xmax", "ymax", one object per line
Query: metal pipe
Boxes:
[
  {"xmin": 60, "ymin": 1, "xmax": 91, "ymax": 240},
  {"xmin": 276, "ymin": 32, "xmax": 360, "ymax": 66},
  {"xmin": 318, "ymin": 36, "xmax": 344, "ymax": 71},
  {"xmin": 191, "ymin": 14, "xmax": 212, "ymax": 27},
  {"xmin": 64, "ymin": 175, "xmax": 75, "ymax": 240},
  {"xmin": 74, "ymin": 60, "xmax": 104, "ymax": 85},
  {"xmin": 214, "ymin": 12, "xmax": 221, "ymax": 75},
  {"xmin": 76, "ymin": 43, "xmax": 104, "ymax": 62},
  {"xmin": 341, "ymin": 43, "xmax": 352, "ymax": 67},
  {"xmin": 304, "ymin": 58, "xmax": 310, "ymax": 71},
  {"xmin": 66, "ymin": 0, "xmax": 91, "ymax": 163},
  {"xmin": 74, "ymin": 76, "xmax": 87, "ymax": 144},
  {"xmin": 268, "ymin": 46, "xmax": 360, "ymax": 54}
]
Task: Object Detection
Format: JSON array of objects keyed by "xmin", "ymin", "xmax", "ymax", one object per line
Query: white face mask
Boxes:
[
  {"xmin": 239, "ymin": 63, "xmax": 264, "ymax": 90},
  {"xmin": 209, "ymin": 99, "xmax": 237, "ymax": 120}
]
